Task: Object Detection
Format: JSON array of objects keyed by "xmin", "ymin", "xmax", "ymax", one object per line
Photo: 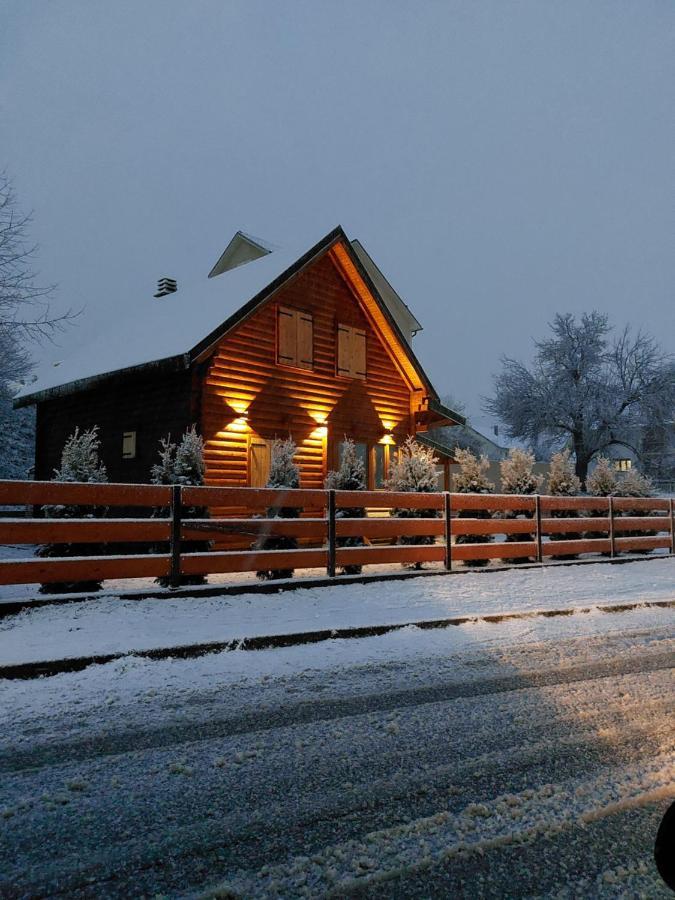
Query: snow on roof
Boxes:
[{"xmin": 16, "ymin": 233, "xmax": 318, "ymax": 404}]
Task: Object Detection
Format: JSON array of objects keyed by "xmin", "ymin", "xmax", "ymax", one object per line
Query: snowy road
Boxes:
[{"xmin": 1, "ymin": 602, "xmax": 673, "ymax": 897}]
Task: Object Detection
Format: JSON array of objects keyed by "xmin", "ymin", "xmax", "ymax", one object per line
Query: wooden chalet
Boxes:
[{"xmin": 16, "ymin": 226, "xmax": 463, "ymax": 490}]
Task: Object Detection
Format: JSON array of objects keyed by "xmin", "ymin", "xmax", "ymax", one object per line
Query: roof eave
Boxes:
[{"xmin": 13, "ymin": 353, "xmax": 191, "ymax": 408}]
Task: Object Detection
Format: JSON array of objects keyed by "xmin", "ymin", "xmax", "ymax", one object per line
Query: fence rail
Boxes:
[{"xmin": 0, "ymin": 480, "xmax": 672, "ymax": 590}]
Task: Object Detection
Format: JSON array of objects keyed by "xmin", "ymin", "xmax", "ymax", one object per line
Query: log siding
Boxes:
[{"xmin": 201, "ymin": 247, "xmax": 415, "ymax": 490}]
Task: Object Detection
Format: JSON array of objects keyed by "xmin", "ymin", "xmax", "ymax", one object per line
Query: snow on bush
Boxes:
[
  {"xmin": 151, "ymin": 425, "xmax": 208, "ymax": 587},
  {"xmin": 452, "ymin": 447, "xmax": 494, "ymax": 567},
  {"xmin": 585, "ymin": 456, "xmax": 617, "ymax": 555},
  {"xmin": 325, "ymin": 438, "xmax": 366, "ymax": 575},
  {"xmin": 255, "ymin": 438, "xmax": 302, "ymax": 581},
  {"xmin": 499, "ymin": 448, "xmax": 542, "ymax": 564},
  {"xmin": 37, "ymin": 426, "xmax": 108, "ymax": 594},
  {"xmin": 615, "ymin": 467, "xmax": 657, "ymax": 553},
  {"xmin": 586, "ymin": 457, "xmax": 618, "ymax": 497},
  {"xmin": 385, "ymin": 436, "xmax": 440, "ymax": 570},
  {"xmin": 151, "ymin": 425, "xmax": 205, "ymax": 487},
  {"xmin": 546, "ymin": 449, "xmax": 582, "ymax": 559}
]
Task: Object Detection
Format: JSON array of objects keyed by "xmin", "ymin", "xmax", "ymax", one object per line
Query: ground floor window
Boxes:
[
  {"xmin": 338, "ymin": 439, "xmax": 397, "ymax": 489},
  {"xmin": 614, "ymin": 458, "xmax": 632, "ymax": 471}
]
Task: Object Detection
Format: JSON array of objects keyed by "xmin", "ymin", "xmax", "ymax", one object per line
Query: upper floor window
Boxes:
[
  {"xmin": 337, "ymin": 324, "xmax": 366, "ymax": 379},
  {"xmin": 278, "ymin": 306, "xmax": 313, "ymax": 370},
  {"xmin": 615, "ymin": 458, "xmax": 632, "ymax": 471}
]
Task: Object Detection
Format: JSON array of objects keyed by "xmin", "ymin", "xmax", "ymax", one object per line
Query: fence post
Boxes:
[
  {"xmin": 169, "ymin": 484, "xmax": 182, "ymax": 588},
  {"xmin": 670, "ymin": 498, "xmax": 675, "ymax": 556},
  {"xmin": 608, "ymin": 496, "xmax": 616, "ymax": 559},
  {"xmin": 444, "ymin": 492, "xmax": 452, "ymax": 571},
  {"xmin": 327, "ymin": 489, "xmax": 336, "ymax": 578},
  {"xmin": 534, "ymin": 495, "xmax": 543, "ymax": 563}
]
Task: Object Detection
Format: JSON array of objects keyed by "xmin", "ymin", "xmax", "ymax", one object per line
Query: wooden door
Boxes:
[{"xmin": 249, "ymin": 438, "xmax": 272, "ymax": 488}]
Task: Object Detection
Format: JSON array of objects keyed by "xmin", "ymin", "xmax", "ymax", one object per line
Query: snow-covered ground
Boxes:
[
  {"xmin": 1, "ymin": 557, "xmax": 673, "ymax": 665},
  {"xmin": 1, "ymin": 601, "xmax": 673, "ymax": 897}
]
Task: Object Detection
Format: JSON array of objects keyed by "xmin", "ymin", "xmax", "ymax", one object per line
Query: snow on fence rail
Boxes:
[{"xmin": 0, "ymin": 480, "xmax": 673, "ymax": 590}]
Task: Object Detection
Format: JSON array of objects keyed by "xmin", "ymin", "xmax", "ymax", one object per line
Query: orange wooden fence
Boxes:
[{"xmin": 0, "ymin": 480, "xmax": 673, "ymax": 590}]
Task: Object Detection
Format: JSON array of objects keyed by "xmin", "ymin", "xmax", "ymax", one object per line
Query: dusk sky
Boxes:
[{"xmin": 3, "ymin": 1, "xmax": 674, "ymax": 419}]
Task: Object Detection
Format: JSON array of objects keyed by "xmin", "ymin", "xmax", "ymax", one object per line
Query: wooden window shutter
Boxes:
[
  {"xmin": 297, "ymin": 313, "xmax": 313, "ymax": 370},
  {"xmin": 352, "ymin": 328, "xmax": 366, "ymax": 379},
  {"xmin": 337, "ymin": 325, "xmax": 351, "ymax": 376},
  {"xmin": 278, "ymin": 307, "xmax": 297, "ymax": 367},
  {"xmin": 337, "ymin": 324, "xmax": 367, "ymax": 378}
]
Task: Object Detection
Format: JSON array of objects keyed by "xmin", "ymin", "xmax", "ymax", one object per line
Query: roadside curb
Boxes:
[{"xmin": 1, "ymin": 597, "xmax": 673, "ymax": 682}]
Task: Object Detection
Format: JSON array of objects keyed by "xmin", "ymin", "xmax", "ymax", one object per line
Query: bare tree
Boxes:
[
  {"xmin": 484, "ymin": 312, "xmax": 675, "ymax": 486},
  {"xmin": 0, "ymin": 171, "xmax": 69, "ymax": 344},
  {"xmin": 0, "ymin": 171, "xmax": 72, "ymax": 477}
]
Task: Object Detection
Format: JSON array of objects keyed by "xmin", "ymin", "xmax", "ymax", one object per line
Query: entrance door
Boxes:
[{"xmin": 249, "ymin": 439, "xmax": 272, "ymax": 488}]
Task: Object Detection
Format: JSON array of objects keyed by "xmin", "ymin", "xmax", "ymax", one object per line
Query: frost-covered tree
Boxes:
[
  {"xmin": 485, "ymin": 313, "xmax": 675, "ymax": 486},
  {"xmin": 325, "ymin": 439, "xmax": 367, "ymax": 575},
  {"xmin": 452, "ymin": 447, "xmax": 494, "ymax": 567},
  {"xmin": 546, "ymin": 449, "xmax": 582, "ymax": 559},
  {"xmin": 151, "ymin": 425, "xmax": 208, "ymax": 587},
  {"xmin": 499, "ymin": 448, "xmax": 543, "ymax": 564},
  {"xmin": 255, "ymin": 438, "xmax": 301, "ymax": 580},
  {"xmin": 1, "ymin": 174, "xmax": 72, "ymax": 474},
  {"xmin": 385, "ymin": 436, "xmax": 440, "ymax": 569},
  {"xmin": 37, "ymin": 426, "xmax": 108, "ymax": 594}
]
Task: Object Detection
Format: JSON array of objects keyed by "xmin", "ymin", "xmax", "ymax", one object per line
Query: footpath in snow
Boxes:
[{"xmin": 0, "ymin": 557, "xmax": 673, "ymax": 666}]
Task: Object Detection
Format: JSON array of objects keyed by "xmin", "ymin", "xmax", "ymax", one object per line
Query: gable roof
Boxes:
[
  {"xmin": 350, "ymin": 239, "xmax": 422, "ymax": 343},
  {"xmin": 15, "ymin": 226, "xmax": 464, "ymax": 427}
]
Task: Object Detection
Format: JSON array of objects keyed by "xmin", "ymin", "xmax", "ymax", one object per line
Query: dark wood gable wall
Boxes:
[
  {"xmin": 200, "ymin": 246, "xmax": 415, "ymax": 490},
  {"xmin": 34, "ymin": 368, "xmax": 196, "ymax": 484}
]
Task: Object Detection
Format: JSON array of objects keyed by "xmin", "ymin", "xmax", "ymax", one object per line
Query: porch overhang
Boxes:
[{"xmin": 414, "ymin": 397, "xmax": 466, "ymax": 430}]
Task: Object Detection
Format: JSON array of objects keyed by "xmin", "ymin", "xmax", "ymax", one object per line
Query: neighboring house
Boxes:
[{"xmin": 15, "ymin": 226, "xmax": 463, "ymax": 489}]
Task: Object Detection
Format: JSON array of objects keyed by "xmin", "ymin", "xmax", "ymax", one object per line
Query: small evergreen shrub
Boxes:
[
  {"xmin": 255, "ymin": 438, "xmax": 301, "ymax": 580},
  {"xmin": 615, "ymin": 467, "xmax": 656, "ymax": 554},
  {"xmin": 546, "ymin": 449, "xmax": 582, "ymax": 560},
  {"xmin": 499, "ymin": 448, "xmax": 543, "ymax": 564},
  {"xmin": 585, "ymin": 457, "xmax": 617, "ymax": 555},
  {"xmin": 452, "ymin": 447, "xmax": 494, "ymax": 567},
  {"xmin": 151, "ymin": 425, "xmax": 209, "ymax": 587},
  {"xmin": 325, "ymin": 439, "xmax": 367, "ymax": 575},
  {"xmin": 37, "ymin": 426, "xmax": 108, "ymax": 594},
  {"xmin": 385, "ymin": 436, "xmax": 440, "ymax": 570}
]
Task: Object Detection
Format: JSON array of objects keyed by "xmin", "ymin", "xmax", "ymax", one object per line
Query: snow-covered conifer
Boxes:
[
  {"xmin": 385, "ymin": 436, "xmax": 440, "ymax": 569},
  {"xmin": 151, "ymin": 425, "xmax": 208, "ymax": 587},
  {"xmin": 585, "ymin": 457, "xmax": 617, "ymax": 555},
  {"xmin": 616, "ymin": 468, "xmax": 653, "ymax": 498},
  {"xmin": 500, "ymin": 448, "xmax": 543, "ymax": 496},
  {"xmin": 38, "ymin": 426, "xmax": 108, "ymax": 594},
  {"xmin": 325, "ymin": 438, "xmax": 367, "ymax": 575},
  {"xmin": 615, "ymin": 467, "xmax": 656, "ymax": 552},
  {"xmin": 546, "ymin": 449, "xmax": 582, "ymax": 559},
  {"xmin": 452, "ymin": 447, "xmax": 494, "ymax": 567},
  {"xmin": 499, "ymin": 448, "xmax": 542, "ymax": 563},
  {"xmin": 586, "ymin": 457, "xmax": 617, "ymax": 497},
  {"xmin": 256, "ymin": 438, "xmax": 301, "ymax": 580}
]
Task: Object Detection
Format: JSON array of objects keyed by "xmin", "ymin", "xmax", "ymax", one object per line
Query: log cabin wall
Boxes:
[
  {"xmin": 34, "ymin": 368, "xmax": 195, "ymax": 485},
  {"xmin": 201, "ymin": 247, "xmax": 416, "ymax": 491}
]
